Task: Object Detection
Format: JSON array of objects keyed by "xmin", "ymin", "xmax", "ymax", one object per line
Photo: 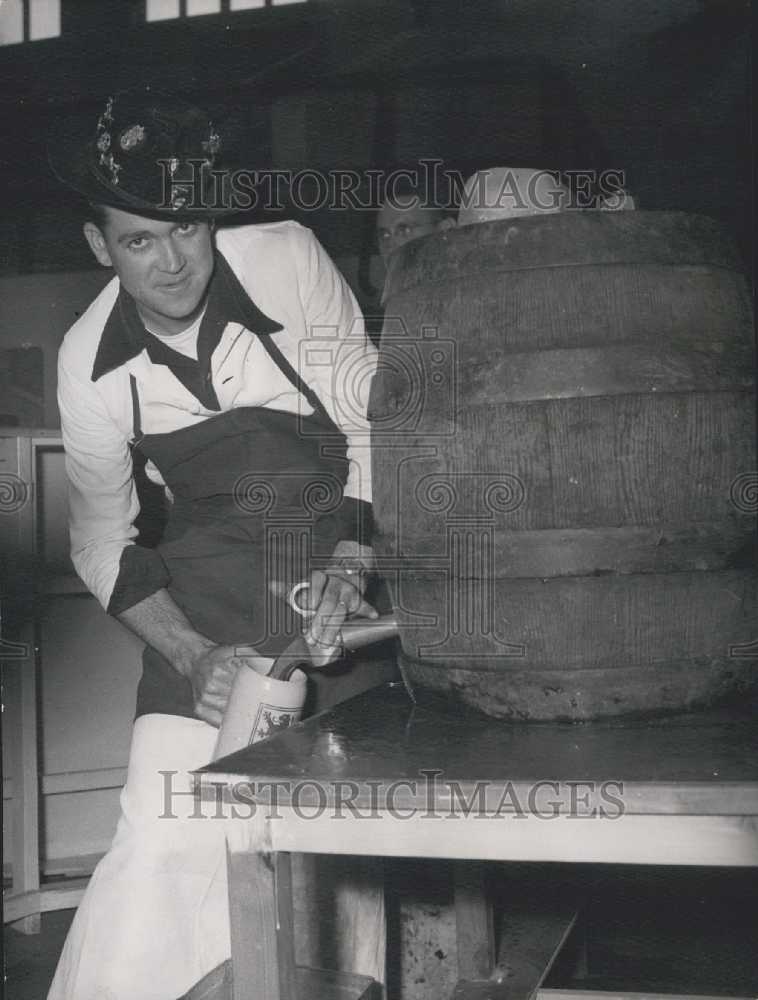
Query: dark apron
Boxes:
[{"xmin": 130, "ymin": 333, "xmax": 395, "ymax": 720}]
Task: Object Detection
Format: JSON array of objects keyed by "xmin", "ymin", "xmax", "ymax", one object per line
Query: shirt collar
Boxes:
[{"xmin": 90, "ymin": 249, "xmax": 284, "ymax": 382}]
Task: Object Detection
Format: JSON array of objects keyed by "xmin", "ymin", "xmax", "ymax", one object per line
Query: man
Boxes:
[
  {"xmin": 376, "ymin": 175, "xmax": 456, "ymax": 262},
  {"xmin": 47, "ymin": 89, "xmax": 390, "ymax": 999},
  {"xmin": 363, "ymin": 175, "xmax": 456, "ymax": 343}
]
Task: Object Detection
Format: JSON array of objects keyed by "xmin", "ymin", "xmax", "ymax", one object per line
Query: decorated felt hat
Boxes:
[{"xmin": 48, "ymin": 87, "xmax": 235, "ymax": 218}]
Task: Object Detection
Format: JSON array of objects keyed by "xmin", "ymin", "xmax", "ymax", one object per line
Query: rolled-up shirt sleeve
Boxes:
[
  {"xmin": 58, "ymin": 354, "xmax": 169, "ymax": 614},
  {"xmin": 291, "ymin": 226, "xmax": 377, "ymax": 542}
]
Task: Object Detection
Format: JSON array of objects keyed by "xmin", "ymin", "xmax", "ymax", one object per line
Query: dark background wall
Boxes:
[
  {"xmin": 0, "ymin": 0, "xmax": 752, "ymax": 424},
  {"xmin": 1, "ymin": 0, "xmax": 752, "ymax": 268}
]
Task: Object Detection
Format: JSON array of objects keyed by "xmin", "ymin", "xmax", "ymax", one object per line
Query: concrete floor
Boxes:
[
  {"xmin": 4, "ymin": 908, "xmax": 72, "ymax": 1000},
  {"xmin": 4, "ymin": 866, "xmax": 758, "ymax": 999}
]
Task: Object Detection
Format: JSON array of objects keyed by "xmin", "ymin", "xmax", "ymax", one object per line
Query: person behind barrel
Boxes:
[
  {"xmin": 46, "ymin": 88, "xmax": 393, "ymax": 1000},
  {"xmin": 376, "ymin": 173, "xmax": 456, "ymax": 262}
]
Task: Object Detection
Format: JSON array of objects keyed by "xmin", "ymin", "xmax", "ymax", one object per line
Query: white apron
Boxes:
[
  {"xmin": 48, "ymin": 715, "xmax": 232, "ymax": 999},
  {"xmin": 47, "ymin": 713, "xmax": 385, "ymax": 999}
]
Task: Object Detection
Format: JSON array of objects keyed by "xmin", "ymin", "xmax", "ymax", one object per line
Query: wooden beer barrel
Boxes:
[{"xmin": 369, "ymin": 211, "xmax": 757, "ymax": 720}]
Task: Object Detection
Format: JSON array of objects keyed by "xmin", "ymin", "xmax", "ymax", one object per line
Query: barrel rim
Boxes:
[{"xmin": 384, "ymin": 210, "xmax": 747, "ymax": 297}]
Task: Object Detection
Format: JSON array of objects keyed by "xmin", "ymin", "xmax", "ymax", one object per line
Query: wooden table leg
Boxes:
[
  {"xmin": 334, "ymin": 857, "xmax": 387, "ymax": 985},
  {"xmin": 273, "ymin": 852, "xmax": 298, "ymax": 999},
  {"xmin": 226, "ymin": 811, "xmax": 294, "ymax": 1000},
  {"xmin": 224, "ymin": 813, "xmax": 382, "ymax": 1000},
  {"xmin": 454, "ymin": 861, "xmax": 496, "ymax": 980}
]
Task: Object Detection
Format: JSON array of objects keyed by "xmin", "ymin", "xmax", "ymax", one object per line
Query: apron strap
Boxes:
[
  {"xmin": 129, "ymin": 328, "xmax": 337, "ymax": 447},
  {"xmin": 218, "ymin": 255, "xmax": 335, "ymax": 427},
  {"xmin": 128, "ymin": 345, "xmax": 333, "ymax": 448},
  {"xmin": 256, "ymin": 330, "xmax": 336, "ymax": 429},
  {"xmin": 129, "ymin": 374, "xmax": 144, "ymax": 446}
]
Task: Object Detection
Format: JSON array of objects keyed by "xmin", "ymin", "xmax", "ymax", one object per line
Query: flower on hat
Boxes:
[
  {"xmin": 119, "ymin": 125, "xmax": 146, "ymax": 152},
  {"xmin": 95, "ymin": 95, "xmax": 121, "ymax": 182},
  {"xmin": 97, "ymin": 96, "xmax": 114, "ymax": 132},
  {"xmin": 99, "ymin": 152, "xmax": 122, "ymax": 186},
  {"xmin": 49, "ymin": 88, "xmax": 237, "ymax": 217},
  {"xmin": 202, "ymin": 127, "xmax": 221, "ymax": 159},
  {"xmin": 170, "ymin": 185, "xmax": 191, "ymax": 210}
]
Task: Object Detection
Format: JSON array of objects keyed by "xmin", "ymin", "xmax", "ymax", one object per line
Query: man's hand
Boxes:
[
  {"xmin": 118, "ymin": 589, "xmax": 272, "ymax": 727},
  {"xmin": 302, "ymin": 541, "xmax": 378, "ymax": 666},
  {"xmin": 185, "ymin": 644, "xmax": 273, "ymax": 727}
]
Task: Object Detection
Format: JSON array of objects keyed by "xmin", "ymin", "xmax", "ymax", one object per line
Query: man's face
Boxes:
[
  {"xmin": 376, "ymin": 197, "xmax": 447, "ymax": 261},
  {"xmin": 83, "ymin": 206, "xmax": 215, "ymax": 336}
]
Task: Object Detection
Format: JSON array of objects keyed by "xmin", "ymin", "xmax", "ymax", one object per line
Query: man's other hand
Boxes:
[
  {"xmin": 188, "ymin": 644, "xmax": 272, "ymax": 727},
  {"xmin": 117, "ymin": 589, "xmax": 273, "ymax": 727}
]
